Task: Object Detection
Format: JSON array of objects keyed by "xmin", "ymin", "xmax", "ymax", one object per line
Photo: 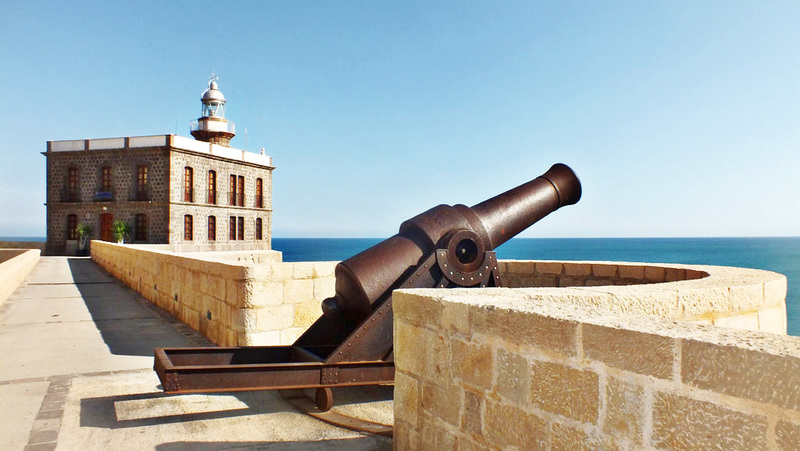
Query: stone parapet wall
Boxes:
[
  {"xmin": 90, "ymin": 241, "xmax": 335, "ymax": 346},
  {"xmin": 499, "ymin": 260, "xmax": 787, "ymax": 334},
  {"xmin": 393, "ymin": 277, "xmax": 798, "ymax": 450},
  {"xmin": 0, "ymin": 249, "xmax": 40, "ymax": 305}
]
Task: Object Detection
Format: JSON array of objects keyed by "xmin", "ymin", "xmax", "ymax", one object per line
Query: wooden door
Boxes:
[{"xmin": 100, "ymin": 213, "xmax": 113, "ymax": 242}]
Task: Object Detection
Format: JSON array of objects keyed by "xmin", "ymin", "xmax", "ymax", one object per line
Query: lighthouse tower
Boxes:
[{"xmin": 190, "ymin": 75, "xmax": 236, "ymax": 146}]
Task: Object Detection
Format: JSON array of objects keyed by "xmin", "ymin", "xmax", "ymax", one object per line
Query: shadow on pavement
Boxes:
[
  {"xmin": 79, "ymin": 391, "xmax": 295, "ymax": 429},
  {"xmin": 67, "ymin": 257, "xmax": 199, "ymax": 357}
]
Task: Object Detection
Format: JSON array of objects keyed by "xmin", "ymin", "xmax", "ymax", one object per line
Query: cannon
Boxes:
[{"xmin": 154, "ymin": 163, "xmax": 581, "ymax": 411}]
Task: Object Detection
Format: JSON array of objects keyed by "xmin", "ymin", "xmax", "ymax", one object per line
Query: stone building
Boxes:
[{"xmin": 44, "ymin": 77, "xmax": 274, "ymax": 255}]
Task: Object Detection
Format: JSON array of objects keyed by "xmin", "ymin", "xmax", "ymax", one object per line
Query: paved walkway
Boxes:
[{"xmin": 0, "ymin": 257, "xmax": 391, "ymax": 450}]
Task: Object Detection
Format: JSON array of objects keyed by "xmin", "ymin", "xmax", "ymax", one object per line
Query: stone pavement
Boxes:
[{"xmin": 0, "ymin": 257, "xmax": 392, "ymax": 450}]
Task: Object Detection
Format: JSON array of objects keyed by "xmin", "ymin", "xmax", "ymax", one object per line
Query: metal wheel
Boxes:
[{"xmin": 315, "ymin": 387, "xmax": 334, "ymax": 412}]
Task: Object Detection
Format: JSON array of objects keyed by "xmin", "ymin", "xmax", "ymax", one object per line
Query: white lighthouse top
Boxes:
[{"xmin": 201, "ymin": 74, "xmax": 226, "ymax": 118}]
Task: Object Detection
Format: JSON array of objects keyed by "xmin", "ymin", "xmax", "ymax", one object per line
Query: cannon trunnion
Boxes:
[{"xmin": 154, "ymin": 163, "xmax": 581, "ymax": 411}]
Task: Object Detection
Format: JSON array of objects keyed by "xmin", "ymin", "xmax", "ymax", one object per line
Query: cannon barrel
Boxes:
[{"xmin": 322, "ymin": 163, "xmax": 581, "ymax": 321}]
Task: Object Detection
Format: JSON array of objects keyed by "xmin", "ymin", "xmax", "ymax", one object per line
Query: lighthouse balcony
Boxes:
[{"xmin": 191, "ymin": 118, "xmax": 235, "ymax": 134}]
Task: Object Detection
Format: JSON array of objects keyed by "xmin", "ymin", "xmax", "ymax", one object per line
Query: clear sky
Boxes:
[{"xmin": 1, "ymin": 1, "xmax": 798, "ymax": 238}]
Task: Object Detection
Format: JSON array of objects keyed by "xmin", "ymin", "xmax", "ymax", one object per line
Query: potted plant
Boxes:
[
  {"xmin": 76, "ymin": 223, "xmax": 93, "ymax": 256},
  {"xmin": 111, "ymin": 220, "xmax": 132, "ymax": 244}
]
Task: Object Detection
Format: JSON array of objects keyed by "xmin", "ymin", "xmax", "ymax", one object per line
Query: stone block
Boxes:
[
  {"xmin": 441, "ymin": 301, "xmax": 470, "ymax": 336},
  {"xmin": 472, "ymin": 307, "xmax": 577, "ymax": 357},
  {"xmin": 765, "ymin": 276, "xmax": 788, "ymax": 306},
  {"xmin": 394, "ymin": 371, "xmax": 420, "ymax": 427},
  {"xmin": 495, "ymin": 348, "xmax": 529, "ymax": 403},
  {"xmin": 564, "ymin": 262, "xmax": 592, "ymax": 277},
  {"xmin": 394, "ymin": 292, "xmax": 443, "ymax": 327},
  {"xmin": 681, "ymin": 339, "xmax": 800, "ymax": 410},
  {"xmin": 559, "ymin": 277, "xmax": 584, "ymax": 287},
  {"xmin": 758, "ymin": 304, "xmax": 786, "ymax": 334},
  {"xmin": 644, "ymin": 265, "xmax": 666, "ymax": 283},
  {"xmin": 608, "ymin": 288, "xmax": 681, "ymax": 318},
  {"xmin": 664, "ymin": 267, "xmax": 686, "ymax": 282},
  {"xmin": 536, "ymin": 261, "xmax": 563, "ymax": 275},
  {"xmin": 618, "ymin": 265, "xmax": 645, "ymax": 281},
  {"xmin": 233, "ymin": 308, "xmax": 257, "ymax": 332},
  {"xmin": 583, "ymin": 324, "xmax": 674, "ymax": 379},
  {"xmin": 224, "ymin": 279, "xmax": 239, "ymax": 306},
  {"xmin": 293, "ymin": 262, "xmax": 315, "ymax": 279},
  {"xmin": 593, "ymin": 264, "xmax": 617, "ymax": 278},
  {"xmin": 245, "ymin": 330, "xmax": 281, "ymax": 346},
  {"xmin": 394, "ymin": 321, "xmax": 448, "ymax": 385},
  {"xmin": 203, "ymin": 274, "xmax": 226, "ymax": 301},
  {"xmin": 776, "ymin": 420, "xmax": 800, "ymax": 450},
  {"xmin": 312, "ymin": 277, "xmax": 335, "ymax": 301},
  {"xmin": 651, "ymin": 392, "xmax": 768, "ymax": 450},
  {"xmin": 461, "ymin": 388, "xmax": 482, "ymax": 436},
  {"xmin": 551, "ymin": 422, "xmax": 597, "ymax": 451},
  {"xmin": 603, "ymin": 376, "xmax": 643, "ymax": 444},
  {"xmin": 283, "ymin": 279, "xmax": 314, "ymax": 304},
  {"xmin": 256, "ymin": 304, "xmax": 294, "ymax": 331},
  {"xmin": 279, "ymin": 327, "xmax": 303, "ymax": 345},
  {"xmin": 729, "ymin": 283, "xmax": 764, "ymax": 311},
  {"xmin": 421, "ymin": 382, "xmax": 461, "ymax": 427},
  {"xmin": 269, "ymin": 263, "xmax": 294, "ymax": 282},
  {"xmin": 247, "ymin": 281, "xmax": 283, "ymax": 307},
  {"xmin": 393, "ymin": 419, "xmax": 419, "ymax": 451},
  {"xmin": 679, "ymin": 287, "xmax": 730, "ymax": 317},
  {"xmin": 293, "ymin": 301, "xmax": 322, "ymax": 328},
  {"xmin": 450, "ymin": 338, "xmax": 493, "ymax": 391},
  {"xmin": 312, "ymin": 262, "xmax": 336, "ymax": 278},
  {"xmin": 529, "ymin": 360, "xmax": 599, "ymax": 424},
  {"xmin": 712, "ymin": 312, "xmax": 760, "ymax": 331},
  {"xmin": 483, "ymin": 399, "xmax": 547, "ymax": 450}
]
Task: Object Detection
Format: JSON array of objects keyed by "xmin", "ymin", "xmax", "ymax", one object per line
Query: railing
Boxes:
[{"xmin": 190, "ymin": 120, "xmax": 236, "ymax": 134}]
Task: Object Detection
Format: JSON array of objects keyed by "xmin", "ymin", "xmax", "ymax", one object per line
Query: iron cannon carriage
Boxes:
[{"xmin": 154, "ymin": 163, "xmax": 581, "ymax": 411}]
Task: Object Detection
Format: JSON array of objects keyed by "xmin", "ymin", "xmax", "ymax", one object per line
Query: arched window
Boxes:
[
  {"xmin": 184, "ymin": 215, "xmax": 193, "ymax": 240},
  {"xmin": 255, "ymin": 217, "xmax": 263, "ymax": 240},
  {"xmin": 184, "ymin": 167, "xmax": 193, "ymax": 202},
  {"xmin": 229, "ymin": 216, "xmax": 236, "ymax": 240},
  {"xmin": 208, "ymin": 216, "xmax": 216, "ymax": 241},
  {"xmin": 136, "ymin": 165, "xmax": 148, "ymax": 201}
]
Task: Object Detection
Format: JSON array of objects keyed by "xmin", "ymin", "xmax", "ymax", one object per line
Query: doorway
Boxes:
[{"xmin": 100, "ymin": 213, "xmax": 113, "ymax": 242}]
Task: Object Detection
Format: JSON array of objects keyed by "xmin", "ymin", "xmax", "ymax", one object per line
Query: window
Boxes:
[
  {"xmin": 237, "ymin": 176, "xmax": 244, "ymax": 207},
  {"xmin": 67, "ymin": 167, "xmax": 79, "ymax": 202},
  {"xmin": 255, "ymin": 218, "xmax": 263, "ymax": 240},
  {"xmin": 207, "ymin": 170, "xmax": 216, "ymax": 204},
  {"xmin": 184, "ymin": 167, "xmax": 193, "ymax": 202},
  {"xmin": 101, "ymin": 166, "xmax": 113, "ymax": 192},
  {"xmin": 134, "ymin": 214, "xmax": 148, "ymax": 241},
  {"xmin": 67, "ymin": 214, "xmax": 78, "ymax": 240},
  {"xmin": 136, "ymin": 165, "xmax": 148, "ymax": 201},
  {"xmin": 256, "ymin": 178, "xmax": 263, "ymax": 208},
  {"xmin": 229, "ymin": 175, "xmax": 236, "ymax": 206},
  {"xmin": 237, "ymin": 216, "xmax": 244, "ymax": 240},
  {"xmin": 208, "ymin": 216, "xmax": 216, "ymax": 241},
  {"xmin": 229, "ymin": 216, "xmax": 236, "ymax": 240},
  {"xmin": 184, "ymin": 215, "xmax": 193, "ymax": 240}
]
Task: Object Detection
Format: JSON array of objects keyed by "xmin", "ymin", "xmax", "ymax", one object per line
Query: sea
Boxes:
[
  {"xmin": 4, "ymin": 236, "xmax": 798, "ymax": 336},
  {"xmin": 272, "ymin": 237, "xmax": 800, "ymax": 337}
]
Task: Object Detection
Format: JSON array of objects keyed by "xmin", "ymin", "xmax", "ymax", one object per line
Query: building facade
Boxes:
[{"xmin": 44, "ymin": 78, "xmax": 274, "ymax": 255}]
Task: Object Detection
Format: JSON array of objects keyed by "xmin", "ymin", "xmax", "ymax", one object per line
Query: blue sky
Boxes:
[{"xmin": 1, "ymin": 1, "xmax": 798, "ymax": 238}]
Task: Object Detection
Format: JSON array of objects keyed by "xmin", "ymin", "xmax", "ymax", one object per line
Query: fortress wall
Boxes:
[
  {"xmin": 393, "ymin": 283, "xmax": 799, "ymax": 450},
  {"xmin": 90, "ymin": 241, "xmax": 335, "ymax": 346},
  {"xmin": 499, "ymin": 260, "xmax": 787, "ymax": 334},
  {"xmin": 0, "ymin": 249, "xmax": 40, "ymax": 306}
]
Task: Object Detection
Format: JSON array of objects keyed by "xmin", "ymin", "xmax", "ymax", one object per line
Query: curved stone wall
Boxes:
[{"xmin": 498, "ymin": 260, "xmax": 787, "ymax": 334}]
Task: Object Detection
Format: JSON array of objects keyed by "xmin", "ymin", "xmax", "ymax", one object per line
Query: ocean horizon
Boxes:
[{"xmin": 3, "ymin": 236, "xmax": 797, "ymax": 335}]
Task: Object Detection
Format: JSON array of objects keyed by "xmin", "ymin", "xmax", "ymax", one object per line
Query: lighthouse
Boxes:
[{"xmin": 190, "ymin": 75, "xmax": 236, "ymax": 146}]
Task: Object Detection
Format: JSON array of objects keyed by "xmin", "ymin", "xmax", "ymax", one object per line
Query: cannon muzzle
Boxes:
[{"xmin": 321, "ymin": 163, "xmax": 581, "ymax": 321}]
